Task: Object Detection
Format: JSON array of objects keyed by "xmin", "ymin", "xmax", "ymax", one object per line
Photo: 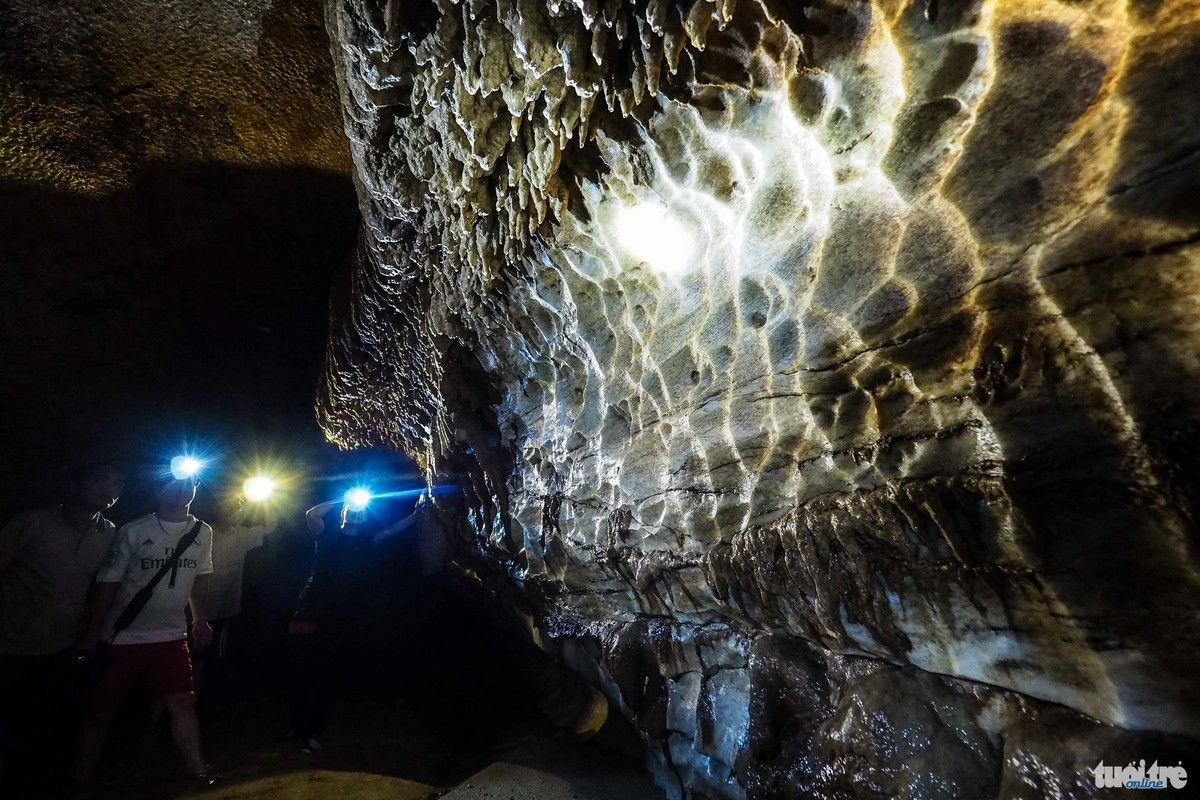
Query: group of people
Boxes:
[{"xmin": 0, "ymin": 460, "xmax": 421, "ymax": 796}]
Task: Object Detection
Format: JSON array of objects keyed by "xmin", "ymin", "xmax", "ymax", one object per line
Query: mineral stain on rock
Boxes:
[{"xmin": 317, "ymin": 1, "xmax": 1200, "ymax": 798}]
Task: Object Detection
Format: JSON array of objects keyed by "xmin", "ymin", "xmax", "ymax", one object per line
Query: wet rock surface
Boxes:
[{"xmin": 319, "ymin": 1, "xmax": 1200, "ymax": 797}]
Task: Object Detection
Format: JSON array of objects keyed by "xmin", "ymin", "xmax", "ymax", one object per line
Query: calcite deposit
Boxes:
[{"xmin": 319, "ymin": 1, "xmax": 1200, "ymax": 797}]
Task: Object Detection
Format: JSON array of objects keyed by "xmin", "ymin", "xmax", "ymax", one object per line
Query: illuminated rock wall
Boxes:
[{"xmin": 320, "ymin": 1, "xmax": 1200, "ymax": 797}]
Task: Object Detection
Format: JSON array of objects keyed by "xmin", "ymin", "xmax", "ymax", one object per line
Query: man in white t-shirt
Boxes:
[{"xmin": 75, "ymin": 473, "xmax": 215, "ymax": 788}]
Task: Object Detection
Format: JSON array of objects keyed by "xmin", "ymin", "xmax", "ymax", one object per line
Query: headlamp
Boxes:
[
  {"xmin": 170, "ymin": 455, "xmax": 203, "ymax": 482},
  {"xmin": 243, "ymin": 475, "xmax": 277, "ymax": 503},
  {"xmin": 344, "ymin": 487, "xmax": 372, "ymax": 512}
]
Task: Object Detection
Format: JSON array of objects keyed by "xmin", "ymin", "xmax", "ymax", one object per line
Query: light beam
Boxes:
[
  {"xmin": 345, "ymin": 487, "xmax": 372, "ymax": 511},
  {"xmin": 170, "ymin": 455, "xmax": 203, "ymax": 480},
  {"xmin": 243, "ymin": 475, "xmax": 278, "ymax": 502}
]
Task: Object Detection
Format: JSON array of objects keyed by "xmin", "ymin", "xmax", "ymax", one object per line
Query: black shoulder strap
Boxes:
[{"xmin": 109, "ymin": 520, "xmax": 204, "ymax": 640}]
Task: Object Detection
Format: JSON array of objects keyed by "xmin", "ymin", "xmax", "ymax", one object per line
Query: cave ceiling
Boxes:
[
  {"xmin": 0, "ymin": 0, "xmax": 349, "ymax": 192},
  {"xmin": 0, "ymin": 0, "xmax": 357, "ymax": 512}
]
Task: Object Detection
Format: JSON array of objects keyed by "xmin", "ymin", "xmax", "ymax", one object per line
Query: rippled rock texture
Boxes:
[
  {"xmin": 0, "ymin": 0, "xmax": 348, "ymax": 192},
  {"xmin": 320, "ymin": 1, "xmax": 1200, "ymax": 797}
]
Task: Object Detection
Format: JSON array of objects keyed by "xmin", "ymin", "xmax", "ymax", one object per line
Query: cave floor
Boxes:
[
  {"xmin": 88, "ymin": 693, "xmax": 663, "ymax": 800},
  {"xmin": 436, "ymin": 738, "xmax": 666, "ymax": 800}
]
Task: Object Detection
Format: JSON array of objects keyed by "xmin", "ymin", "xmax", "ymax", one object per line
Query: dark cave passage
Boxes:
[
  {"xmin": 0, "ymin": 162, "xmax": 360, "ymax": 523},
  {"xmin": 0, "ymin": 1, "xmax": 660, "ymax": 796}
]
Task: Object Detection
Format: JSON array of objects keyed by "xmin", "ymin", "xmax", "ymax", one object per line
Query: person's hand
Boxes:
[
  {"xmin": 191, "ymin": 619, "xmax": 214, "ymax": 648},
  {"xmin": 289, "ymin": 619, "xmax": 317, "ymax": 636},
  {"xmin": 73, "ymin": 632, "xmax": 99, "ymax": 658}
]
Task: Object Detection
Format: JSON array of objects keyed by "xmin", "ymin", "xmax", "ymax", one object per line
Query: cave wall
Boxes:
[{"xmin": 318, "ymin": 1, "xmax": 1200, "ymax": 797}]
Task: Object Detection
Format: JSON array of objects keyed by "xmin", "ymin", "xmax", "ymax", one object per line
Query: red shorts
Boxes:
[{"xmin": 92, "ymin": 639, "xmax": 194, "ymax": 716}]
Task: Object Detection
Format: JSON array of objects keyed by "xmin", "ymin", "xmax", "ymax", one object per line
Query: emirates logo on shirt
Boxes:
[{"xmin": 140, "ymin": 545, "xmax": 198, "ymax": 571}]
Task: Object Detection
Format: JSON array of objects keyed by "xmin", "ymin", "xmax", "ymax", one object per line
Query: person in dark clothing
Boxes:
[
  {"xmin": 285, "ymin": 494, "xmax": 420, "ymax": 753},
  {"xmin": 194, "ymin": 495, "xmax": 278, "ymax": 703},
  {"xmin": 0, "ymin": 462, "xmax": 124, "ymax": 797}
]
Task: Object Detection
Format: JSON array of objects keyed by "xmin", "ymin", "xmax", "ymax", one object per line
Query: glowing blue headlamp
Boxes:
[
  {"xmin": 344, "ymin": 487, "xmax": 372, "ymax": 512},
  {"xmin": 170, "ymin": 455, "xmax": 204, "ymax": 481}
]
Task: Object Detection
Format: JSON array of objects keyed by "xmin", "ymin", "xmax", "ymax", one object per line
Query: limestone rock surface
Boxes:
[
  {"xmin": 0, "ymin": 0, "xmax": 349, "ymax": 192},
  {"xmin": 318, "ymin": 1, "xmax": 1200, "ymax": 797}
]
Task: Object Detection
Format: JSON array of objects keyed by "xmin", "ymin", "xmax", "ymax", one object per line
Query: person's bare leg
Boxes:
[
  {"xmin": 76, "ymin": 712, "xmax": 113, "ymax": 786},
  {"xmin": 163, "ymin": 693, "xmax": 206, "ymax": 776}
]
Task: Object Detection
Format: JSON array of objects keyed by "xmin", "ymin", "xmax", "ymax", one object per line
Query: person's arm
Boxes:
[
  {"xmin": 189, "ymin": 575, "xmax": 213, "ymax": 646},
  {"xmin": 190, "ymin": 525, "xmax": 215, "ymax": 646},
  {"xmin": 289, "ymin": 539, "xmax": 325, "ymax": 635},
  {"xmin": 0, "ymin": 513, "xmax": 32, "ymax": 577},
  {"xmin": 77, "ymin": 581, "xmax": 120, "ymax": 653},
  {"xmin": 305, "ymin": 500, "xmax": 341, "ymax": 538},
  {"xmin": 289, "ymin": 581, "xmax": 318, "ymax": 635},
  {"xmin": 372, "ymin": 510, "xmax": 418, "ymax": 546},
  {"xmin": 78, "ymin": 524, "xmax": 137, "ymax": 650}
]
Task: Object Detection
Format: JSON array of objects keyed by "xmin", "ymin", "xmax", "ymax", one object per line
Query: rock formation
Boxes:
[{"xmin": 319, "ymin": 1, "xmax": 1200, "ymax": 797}]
